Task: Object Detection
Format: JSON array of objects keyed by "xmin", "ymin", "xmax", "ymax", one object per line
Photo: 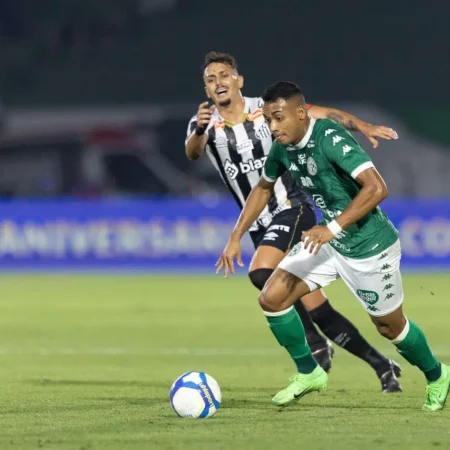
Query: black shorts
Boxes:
[{"xmin": 249, "ymin": 204, "xmax": 317, "ymax": 253}]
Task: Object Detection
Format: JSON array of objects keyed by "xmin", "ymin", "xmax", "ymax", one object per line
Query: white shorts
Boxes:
[{"xmin": 278, "ymin": 239, "xmax": 404, "ymax": 317}]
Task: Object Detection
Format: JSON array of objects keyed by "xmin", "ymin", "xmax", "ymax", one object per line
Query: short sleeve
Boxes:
[
  {"xmin": 262, "ymin": 142, "xmax": 287, "ymax": 182},
  {"xmin": 185, "ymin": 115, "xmax": 198, "ymax": 143},
  {"xmin": 322, "ymin": 127, "xmax": 374, "ymax": 179}
]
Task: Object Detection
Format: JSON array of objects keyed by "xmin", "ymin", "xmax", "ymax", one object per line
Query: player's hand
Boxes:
[
  {"xmin": 301, "ymin": 226, "xmax": 334, "ymax": 255},
  {"xmin": 215, "ymin": 236, "xmax": 244, "ymax": 278},
  {"xmin": 196, "ymin": 101, "xmax": 216, "ymax": 130},
  {"xmin": 359, "ymin": 124, "xmax": 398, "ymax": 149}
]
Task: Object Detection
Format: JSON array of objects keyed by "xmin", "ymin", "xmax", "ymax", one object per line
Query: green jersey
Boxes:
[{"xmin": 263, "ymin": 118, "xmax": 398, "ymax": 259}]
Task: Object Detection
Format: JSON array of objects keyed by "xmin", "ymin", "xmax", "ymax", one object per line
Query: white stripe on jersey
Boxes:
[{"xmin": 210, "ymin": 125, "xmax": 247, "ymax": 207}]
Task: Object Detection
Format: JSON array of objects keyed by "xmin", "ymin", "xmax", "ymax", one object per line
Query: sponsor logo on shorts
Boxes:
[
  {"xmin": 263, "ymin": 232, "xmax": 279, "ymax": 241},
  {"xmin": 268, "ymin": 225, "xmax": 290, "ymax": 233},
  {"xmin": 288, "ymin": 243, "xmax": 302, "ymax": 256},
  {"xmin": 357, "ymin": 289, "xmax": 380, "ymax": 312},
  {"xmin": 357, "ymin": 289, "xmax": 379, "ymax": 305}
]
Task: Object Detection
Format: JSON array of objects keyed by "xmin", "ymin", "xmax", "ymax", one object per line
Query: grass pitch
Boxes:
[{"xmin": 0, "ymin": 274, "xmax": 449, "ymax": 450}]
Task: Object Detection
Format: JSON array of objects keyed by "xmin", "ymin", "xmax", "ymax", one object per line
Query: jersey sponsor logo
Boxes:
[
  {"xmin": 325, "ymin": 129, "xmax": 336, "ymax": 136},
  {"xmin": 255, "ymin": 123, "xmax": 271, "ymax": 140},
  {"xmin": 324, "ymin": 209, "xmax": 343, "ymax": 222},
  {"xmin": 214, "ymin": 121, "xmax": 225, "ymax": 130},
  {"xmin": 289, "ymin": 162, "xmax": 299, "ymax": 171},
  {"xmin": 236, "ymin": 139, "xmax": 254, "ymax": 154},
  {"xmin": 224, "ymin": 160, "xmax": 239, "ymax": 179},
  {"xmin": 342, "ymin": 144, "xmax": 353, "ymax": 155},
  {"xmin": 330, "ymin": 238, "xmax": 350, "ymax": 252},
  {"xmin": 247, "ymin": 109, "xmax": 263, "ymax": 121},
  {"xmin": 214, "ymin": 137, "xmax": 229, "ymax": 149},
  {"xmin": 307, "ymin": 157, "xmax": 317, "ymax": 176},
  {"xmin": 268, "ymin": 224, "xmax": 290, "ymax": 232},
  {"xmin": 224, "ymin": 157, "xmax": 267, "ymax": 180},
  {"xmin": 312, "ymin": 194, "xmax": 327, "ymax": 209},
  {"xmin": 263, "ymin": 231, "xmax": 279, "ymax": 241},
  {"xmin": 332, "ymin": 135, "xmax": 344, "ymax": 146},
  {"xmin": 298, "ymin": 154, "xmax": 307, "ymax": 165},
  {"xmin": 300, "ymin": 176, "xmax": 314, "ymax": 187}
]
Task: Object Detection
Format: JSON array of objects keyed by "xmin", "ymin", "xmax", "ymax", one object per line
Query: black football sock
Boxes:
[
  {"xmin": 293, "ymin": 300, "xmax": 327, "ymax": 352},
  {"xmin": 309, "ymin": 300, "xmax": 391, "ymax": 376}
]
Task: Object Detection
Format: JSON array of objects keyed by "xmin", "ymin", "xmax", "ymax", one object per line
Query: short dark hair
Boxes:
[
  {"xmin": 262, "ymin": 81, "xmax": 305, "ymax": 104},
  {"xmin": 203, "ymin": 51, "xmax": 238, "ymax": 72}
]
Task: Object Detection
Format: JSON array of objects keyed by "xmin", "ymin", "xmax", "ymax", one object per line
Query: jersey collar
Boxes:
[
  {"xmin": 287, "ymin": 118, "xmax": 316, "ymax": 150},
  {"xmin": 215, "ymin": 96, "xmax": 250, "ymax": 122}
]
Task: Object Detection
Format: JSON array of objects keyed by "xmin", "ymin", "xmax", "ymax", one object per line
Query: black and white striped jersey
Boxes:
[{"xmin": 186, "ymin": 96, "xmax": 312, "ymax": 231}]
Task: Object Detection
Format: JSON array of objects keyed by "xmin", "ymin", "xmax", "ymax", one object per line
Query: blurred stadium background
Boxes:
[
  {"xmin": 0, "ymin": 0, "xmax": 449, "ymax": 271},
  {"xmin": 1, "ymin": 2, "xmax": 450, "ymax": 448}
]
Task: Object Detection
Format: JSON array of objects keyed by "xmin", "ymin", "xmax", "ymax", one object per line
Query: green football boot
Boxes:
[
  {"xmin": 272, "ymin": 365, "xmax": 328, "ymax": 406},
  {"xmin": 423, "ymin": 364, "xmax": 450, "ymax": 411}
]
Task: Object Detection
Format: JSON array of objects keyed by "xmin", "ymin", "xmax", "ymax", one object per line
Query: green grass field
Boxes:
[{"xmin": 0, "ymin": 274, "xmax": 449, "ymax": 450}]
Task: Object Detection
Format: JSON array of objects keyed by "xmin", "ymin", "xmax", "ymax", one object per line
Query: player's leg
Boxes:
[
  {"xmin": 338, "ymin": 239, "xmax": 450, "ymax": 410},
  {"xmin": 370, "ymin": 305, "xmax": 450, "ymax": 410},
  {"xmin": 248, "ymin": 227, "xmax": 330, "ymax": 359},
  {"xmin": 288, "ymin": 205, "xmax": 399, "ymax": 386},
  {"xmin": 260, "ymin": 242, "xmax": 339, "ymax": 406},
  {"xmin": 248, "ymin": 207, "xmax": 333, "ymax": 370},
  {"xmin": 302, "ymin": 289, "xmax": 402, "ymax": 393}
]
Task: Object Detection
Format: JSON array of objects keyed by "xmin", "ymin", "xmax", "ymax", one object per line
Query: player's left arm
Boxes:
[
  {"xmin": 308, "ymin": 104, "xmax": 398, "ymax": 149},
  {"xmin": 301, "ymin": 130, "xmax": 388, "ymax": 254}
]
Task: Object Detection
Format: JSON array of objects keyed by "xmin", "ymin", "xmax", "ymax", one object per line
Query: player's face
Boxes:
[
  {"xmin": 204, "ymin": 63, "xmax": 243, "ymax": 107},
  {"xmin": 263, "ymin": 98, "xmax": 308, "ymax": 146}
]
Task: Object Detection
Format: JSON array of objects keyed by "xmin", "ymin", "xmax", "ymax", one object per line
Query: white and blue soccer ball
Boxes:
[{"xmin": 169, "ymin": 371, "xmax": 221, "ymax": 418}]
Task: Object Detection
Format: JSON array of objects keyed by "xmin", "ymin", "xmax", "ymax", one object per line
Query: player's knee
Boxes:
[
  {"xmin": 248, "ymin": 268, "xmax": 274, "ymax": 291},
  {"xmin": 371, "ymin": 310, "xmax": 407, "ymax": 340},
  {"xmin": 258, "ymin": 289, "xmax": 276, "ymax": 312},
  {"xmin": 373, "ymin": 318, "xmax": 406, "ymax": 340}
]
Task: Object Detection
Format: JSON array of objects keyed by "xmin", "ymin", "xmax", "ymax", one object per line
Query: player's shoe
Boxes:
[
  {"xmin": 272, "ymin": 365, "xmax": 328, "ymax": 406},
  {"xmin": 423, "ymin": 364, "xmax": 450, "ymax": 411},
  {"xmin": 312, "ymin": 340, "xmax": 334, "ymax": 373},
  {"xmin": 379, "ymin": 360, "xmax": 402, "ymax": 393}
]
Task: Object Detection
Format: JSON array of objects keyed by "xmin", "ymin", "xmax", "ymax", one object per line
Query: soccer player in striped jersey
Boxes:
[{"xmin": 186, "ymin": 52, "xmax": 400, "ymax": 392}]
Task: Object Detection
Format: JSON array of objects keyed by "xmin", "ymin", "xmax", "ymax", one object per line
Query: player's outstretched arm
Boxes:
[
  {"xmin": 308, "ymin": 105, "xmax": 398, "ymax": 149},
  {"xmin": 302, "ymin": 168, "xmax": 388, "ymax": 255},
  {"xmin": 216, "ymin": 177, "xmax": 275, "ymax": 277}
]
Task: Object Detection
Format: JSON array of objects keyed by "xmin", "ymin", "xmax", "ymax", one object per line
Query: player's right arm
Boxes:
[
  {"xmin": 185, "ymin": 102, "xmax": 216, "ymax": 160},
  {"xmin": 216, "ymin": 144, "xmax": 286, "ymax": 277}
]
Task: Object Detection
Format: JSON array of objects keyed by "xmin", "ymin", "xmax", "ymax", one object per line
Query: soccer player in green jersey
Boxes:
[{"xmin": 216, "ymin": 81, "xmax": 450, "ymax": 411}]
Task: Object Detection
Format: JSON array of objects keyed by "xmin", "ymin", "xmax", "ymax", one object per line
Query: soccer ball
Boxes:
[{"xmin": 169, "ymin": 371, "xmax": 221, "ymax": 418}]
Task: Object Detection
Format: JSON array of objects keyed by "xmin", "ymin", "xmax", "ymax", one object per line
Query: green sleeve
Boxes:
[
  {"xmin": 262, "ymin": 142, "xmax": 287, "ymax": 182},
  {"xmin": 322, "ymin": 126, "xmax": 374, "ymax": 179}
]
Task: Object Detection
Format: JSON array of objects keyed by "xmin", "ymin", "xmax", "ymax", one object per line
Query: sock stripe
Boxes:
[
  {"xmin": 391, "ymin": 318, "xmax": 410, "ymax": 344},
  {"xmin": 263, "ymin": 306, "xmax": 294, "ymax": 317}
]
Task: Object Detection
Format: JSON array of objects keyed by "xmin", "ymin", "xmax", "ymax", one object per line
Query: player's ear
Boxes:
[
  {"xmin": 204, "ymin": 86, "xmax": 211, "ymax": 99},
  {"xmin": 237, "ymin": 75, "xmax": 244, "ymax": 89},
  {"xmin": 297, "ymin": 105, "xmax": 307, "ymax": 120}
]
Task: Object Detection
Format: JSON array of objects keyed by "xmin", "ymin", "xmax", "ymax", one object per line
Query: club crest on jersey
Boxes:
[
  {"xmin": 246, "ymin": 109, "xmax": 263, "ymax": 121},
  {"xmin": 307, "ymin": 157, "xmax": 317, "ymax": 176},
  {"xmin": 255, "ymin": 123, "xmax": 271, "ymax": 140}
]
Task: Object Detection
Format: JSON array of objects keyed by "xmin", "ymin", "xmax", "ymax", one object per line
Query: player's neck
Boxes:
[
  {"xmin": 217, "ymin": 96, "xmax": 246, "ymax": 125},
  {"xmin": 292, "ymin": 118, "xmax": 313, "ymax": 147}
]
